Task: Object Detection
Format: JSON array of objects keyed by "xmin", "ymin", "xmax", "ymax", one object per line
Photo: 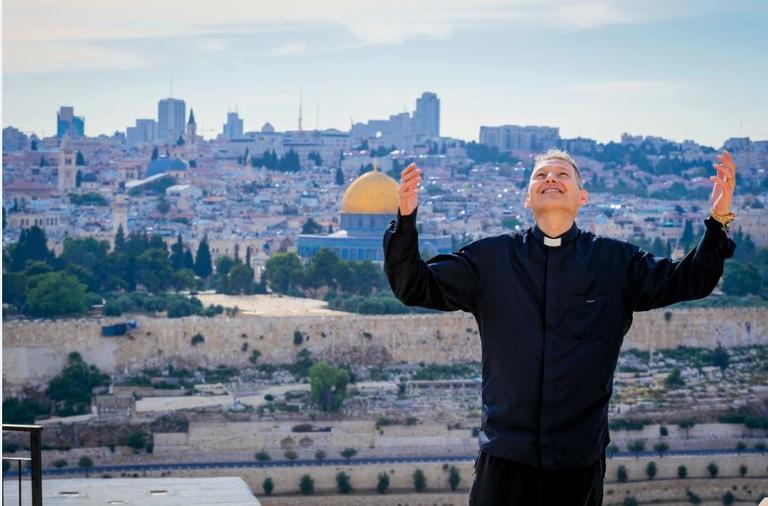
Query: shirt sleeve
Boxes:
[
  {"xmin": 624, "ymin": 216, "xmax": 737, "ymax": 312},
  {"xmin": 383, "ymin": 205, "xmax": 483, "ymax": 313}
]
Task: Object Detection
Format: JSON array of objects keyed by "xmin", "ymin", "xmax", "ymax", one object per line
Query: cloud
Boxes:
[
  {"xmin": 3, "ymin": 0, "xmax": 694, "ymax": 73},
  {"xmin": 4, "ymin": 42, "xmax": 147, "ymax": 74}
]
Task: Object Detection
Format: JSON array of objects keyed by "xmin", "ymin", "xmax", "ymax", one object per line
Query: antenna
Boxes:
[{"xmin": 298, "ymin": 88, "xmax": 303, "ymax": 131}]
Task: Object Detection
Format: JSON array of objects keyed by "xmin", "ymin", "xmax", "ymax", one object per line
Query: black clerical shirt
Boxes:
[{"xmin": 383, "ymin": 206, "xmax": 736, "ymax": 470}]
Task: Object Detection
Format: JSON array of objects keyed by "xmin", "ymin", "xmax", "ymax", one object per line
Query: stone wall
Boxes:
[{"xmin": 3, "ymin": 307, "xmax": 766, "ymax": 393}]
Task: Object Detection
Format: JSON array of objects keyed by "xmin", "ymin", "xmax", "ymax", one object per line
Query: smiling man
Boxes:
[{"xmin": 383, "ymin": 148, "xmax": 737, "ymax": 505}]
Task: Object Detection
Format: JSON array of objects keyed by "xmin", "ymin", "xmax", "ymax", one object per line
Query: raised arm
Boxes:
[
  {"xmin": 382, "ymin": 163, "xmax": 482, "ymax": 313},
  {"xmin": 624, "ymin": 149, "xmax": 738, "ymax": 312}
]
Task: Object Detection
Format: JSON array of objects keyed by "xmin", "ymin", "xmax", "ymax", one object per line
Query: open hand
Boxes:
[
  {"xmin": 710, "ymin": 149, "xmax": 735, "ymax": 215},
  {"xmin": 399, "ymin": 162, "xmax": 421, "ymax": 216}
]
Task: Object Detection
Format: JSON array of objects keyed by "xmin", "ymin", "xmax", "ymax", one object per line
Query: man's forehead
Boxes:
[{"xmin": 532, "ymin": 159, "xmax": 577, "ymax": 174}]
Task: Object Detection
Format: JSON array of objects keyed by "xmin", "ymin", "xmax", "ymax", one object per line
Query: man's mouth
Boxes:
[{"xmin": 541, "ymin": 187, "xmax": 563, "ymax": 193}]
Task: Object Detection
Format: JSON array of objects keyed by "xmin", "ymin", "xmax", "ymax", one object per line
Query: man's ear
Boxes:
[
  {"xmin": 523, "ymin": 192, "xmax": 531, "ymax": 209},
  {"xmin": 579, "ymin": 188, "xmax": 589, "ymax": 206}
]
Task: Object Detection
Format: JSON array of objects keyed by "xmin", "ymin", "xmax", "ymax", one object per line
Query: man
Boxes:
[{"xmin": 382, "ymin": 149, "xmax": 737, "ymax": 505}]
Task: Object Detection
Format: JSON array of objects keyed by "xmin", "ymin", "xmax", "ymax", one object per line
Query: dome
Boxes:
[
  {"xmin": 145, "ymin": 157, "xmax": 188, "ymax": 178},
  {"xmin": 261, "ymin": 122, "xmax": 275, "ymax": 133},
  {"xmin": 341, "ymin": 169, "xmax": 399, "ymax": 214}
]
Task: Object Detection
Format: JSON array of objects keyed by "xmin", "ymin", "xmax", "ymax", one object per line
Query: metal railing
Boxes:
[{"xmin": 2, "ymin": 424, "xmax": 44, "ymax": 506}]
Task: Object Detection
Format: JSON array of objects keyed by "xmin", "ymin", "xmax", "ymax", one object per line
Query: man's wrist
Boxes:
[
  {"xmin": 396, "ymin": 206, "xmax": 418, "ymax": 233},
  {"xmin": 709, "ymin": 208, "xmax": 736, "ymax": 232}
]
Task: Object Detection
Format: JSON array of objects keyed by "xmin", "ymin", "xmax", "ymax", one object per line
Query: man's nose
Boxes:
[{"xmin": 544, "ymin": 172, "xmax": 557, "ymax": 183}]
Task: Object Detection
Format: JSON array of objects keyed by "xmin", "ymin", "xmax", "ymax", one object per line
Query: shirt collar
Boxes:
[{"xmin": 530, "ymin": 220, "xmax": 580, "ymax": 248}]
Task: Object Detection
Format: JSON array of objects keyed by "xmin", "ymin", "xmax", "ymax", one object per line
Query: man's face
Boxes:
[{"xmin": 524, "ymin": 159, "xmax": 588, "ymax": 217}]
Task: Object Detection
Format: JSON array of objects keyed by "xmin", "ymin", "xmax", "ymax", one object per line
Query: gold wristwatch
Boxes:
[{"xmin": 709, "ymin": 209, "xmax": 736, "ymax": 231}]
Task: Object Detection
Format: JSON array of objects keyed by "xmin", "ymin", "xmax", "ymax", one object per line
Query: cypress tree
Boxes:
[{"xmin": 194, "ymin": 237, "xmax": 213, "ymax": 278}]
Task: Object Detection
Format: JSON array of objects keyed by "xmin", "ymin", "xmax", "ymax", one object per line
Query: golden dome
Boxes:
[{"xmin": 341, "ymin": 168, "xmax": 400, "ymax": 214}]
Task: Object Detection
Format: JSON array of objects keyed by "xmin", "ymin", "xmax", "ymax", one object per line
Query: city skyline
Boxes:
[{"xmin": 3, "ymin": 0, "xmax": 768, "ymax": 146}]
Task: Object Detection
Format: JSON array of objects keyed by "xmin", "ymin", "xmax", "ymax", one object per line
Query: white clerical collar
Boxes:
[{"xmin": 543, "ymin": 236, "xmax": 562, "ymax": 247}]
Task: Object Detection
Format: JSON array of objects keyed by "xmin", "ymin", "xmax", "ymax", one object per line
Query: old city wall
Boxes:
[{"xmin": 3, "ymin": 307, "xmax": 766, "ymax": 392}]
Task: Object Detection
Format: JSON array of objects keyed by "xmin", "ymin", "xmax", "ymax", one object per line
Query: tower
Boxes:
[
  {"xmin": 185, "ymin": 109, "xmax": 197, "ymax": 148},
  {"xmin": 57, "ymin": 137, "xmax": 77, "ymax": 192},
  {"xmin": 112, "ymin": 194, "xmax": 129, "ymax": 238}
]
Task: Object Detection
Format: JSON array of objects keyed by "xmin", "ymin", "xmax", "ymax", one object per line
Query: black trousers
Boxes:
[{"xmin": 468, "ymin": 450, "xmax": 606, "ymax": 506}]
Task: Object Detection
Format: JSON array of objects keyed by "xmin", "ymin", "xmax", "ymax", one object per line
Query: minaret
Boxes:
[
  {"xmin": 57, "ymin": 136, "xmax": 77, "ymax": 192},
  {"xmin": 112, "ymin": 194, "xmax": 128, "ymax": 238}
]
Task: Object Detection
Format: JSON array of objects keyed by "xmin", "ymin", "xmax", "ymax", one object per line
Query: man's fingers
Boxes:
[{"xmin": 401, "ymin": 163, "xmax": 418, "ymax": 176}]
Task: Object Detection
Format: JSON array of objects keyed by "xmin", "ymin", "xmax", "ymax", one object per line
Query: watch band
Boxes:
[{"xmin": 709, "ymin": 210, "xmax": 736, "ymax": 231}]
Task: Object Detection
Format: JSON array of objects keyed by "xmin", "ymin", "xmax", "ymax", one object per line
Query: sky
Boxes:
[{"xmin": 3, "ymin": 0, "xmax": 767, "ymax": 147}]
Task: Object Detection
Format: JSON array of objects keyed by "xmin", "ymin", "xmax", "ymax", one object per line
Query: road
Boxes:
[{"xmin": 4, "ymin": 448, "xmax": 765, "ymax": 478}]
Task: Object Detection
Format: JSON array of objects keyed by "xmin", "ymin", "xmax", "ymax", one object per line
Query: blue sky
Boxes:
[{"xmin": 3, "ymin": 0, "xmax": 767, "ymax": 146}]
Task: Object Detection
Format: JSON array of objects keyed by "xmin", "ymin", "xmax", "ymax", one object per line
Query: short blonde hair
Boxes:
[{"xmin": 533, "ymin": 148, "xmax": 582, "ymax": 189}]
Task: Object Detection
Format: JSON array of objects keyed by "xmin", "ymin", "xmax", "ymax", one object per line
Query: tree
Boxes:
[
  {"xmin": 170, "ymin": 234, "xmax": 185, "ymax": 270},
  {"xmin": 309, "ymin": 362, "xmax": 350, "ymax": 412},
  {"xmin": 607, "ymin": 443, "xmax": 620, "ymax": 457},
  {"xmin": 151, "ymin": 146, "xmax": 159, "ymax": 161},
  {"xmin": 646, "ymin": 461, "xmax": 657, "ymax": 480},
  {"xmin": 302, "ymin": 248, "xmax": 341, "ymax": 297},
  {"xmin": 114, "ymin": 224, "xmax": 126, "ymax": 252},
  {"xmin": 707, "ymin": 462, "xmax": 719, "ymax": 478},
  {"xmin": 376, "ymin": 472, "xmax": 390, "ymax": 494},
  {"xmin": 677, "ymin": 465, "xmax": 687, "ymax": 479},
  {"xmin": 78, "ymin": 456, "xmax": 94, "ymax": 477},
  {"xmin": 623, "ymin": 498, "xmax": 639, "ymax": 506},
  {"xmin": 10, "ymin": 226, "xmax": 52, "ymax": 271},
  {"xmin": 313, "ymin": 449, "xmax": 326, "ymax": 461},
  {"xmin": 736, "ymin": 441, "xmax": 746, "ymax": 454},
  {"xmin": 335, "ymin": 167, "xmax": 345, "ymax": 186},
  {"xmin": 194, "ymin": 237, "xmax": 213, "ymax": 278},
  {"xmin": 660, "ymin": 425, "xmax": 668, "ymax": 437},
  {"xmin": 708, "ymin": 344, "xmax": 730, "ymax": 377},
  {"xmin": 136, "ymin": 248, "xmax": 173, "ymax": 292},
  {"xmin": 686, "ymin": 489, "xmax": 701, "ymax": 504},
  {"xmin": 262, "ymin": 477, "xmax": 274, "ymax": 496},
  {"xmin": 284, "ymin": 450, "xmax": 298, "ymax": 461},
  {"xmin": 665, "ymin": 368, "xmax": 685, "ymax": 388},
  {"xmin": 228, "ymin": 263, "xmax": 255, "ymax": 294},
  {"xmin": 336, "ymin": 472, "xmax": 352, "ymax": 494},
  {"xmin": 76, "ymin": 169, "xmax": 82, "ymax": 187},
  {"xmin": 25, "ymin": 271, "xmax": 88, "ymax": 318},
  {"xmin": 76, "ymin": 150, "xmax": 86, "ymax": 166},
  {"xmin": 722, "ymin": 491, "xmax": 735, "ymax": 505},
  {"xmin": 46, "ymin": 352, "xmax": 110, "ymax": 416},
  {"xmin": 121, "ymin": 431, "xmax": 147, "ymax": 451},
  {"xmin": 680, "ymin": 219, "xmax": 694, "ymax": 250},
  {"xmin": 679, "ymin": 419, "xmax": 696, "ymax": 439},
  {"xmin": 264, "ymin": 252, "xmax": 303, "ymax": 293},
  {"xmin": 755, "ymin": 442, "xmax": 766, "ymax": 454},
  {"xmin": 299, "ymin": 474, "xmax": 314, "ymax": 495},
  {"xmin": 301, "ymin": 218, "xmax": 323, "ymax": 234},
  {"xmin": 739, "ymin": 464, "xmax": 747, "ymax": 477},
  {"xmin": 654, "ymin": 441, "xmax": 669, "ymax": 457},
  {"xmin": 255, "ymin": 451, "xmax": 271, "ymax": 461},
  {"xmin": 627, "ymin": 439, "xmax": 645, "ymax": 459},
  {"xmin": 723, "ymin": 261, "xmax": 763, "ymax": 295},
  {"xmin": 617, "ymin": 465, "xmax": 628, "ymax": 482},
  {"xmin": 448, "ymin": 465, "xmax": 461, "ymax": 491},
  {"xmin": 413, "ymin": 468, "xmax": 426, "ymax": 492},
  {"xmin": 53, "ymin": 459, "xmax": 68, "ymax": 468},
  {"xmin": 339, "ymin": 447, "xmax": 357, "ymax": 462}
]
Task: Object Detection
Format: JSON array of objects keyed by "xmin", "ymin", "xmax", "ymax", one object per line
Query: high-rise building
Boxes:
[
  {"xmin": 222, "ymin": 111, "xmax": 244, "ymax": 140},
  {"xmin": 413, "ymin": 92, "xmax": 440, "ymax": 138},
  {"xmin": 479, "ymin": 125, "xmax": 560, "ymax": 153},
  {"xmin": 126, "ymin": 119, "xmax": 157, "ymax": 148},
  {"xmin": 158, "ymin": 98, "xmax": 186, "ymax": 143},
  {"xmin": 57, "ymin": 106, "xmax": 85, "ymax": 139}
]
